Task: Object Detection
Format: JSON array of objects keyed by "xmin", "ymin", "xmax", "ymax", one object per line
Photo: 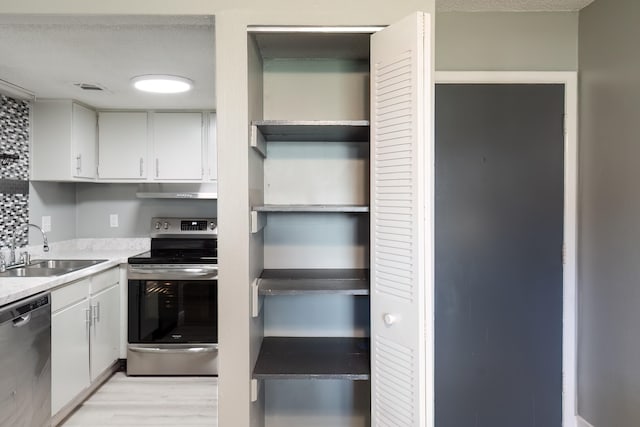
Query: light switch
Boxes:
[
  {"xmin": 110, "ymin": 214, "xmax": 119, "ymax": 228},
  {"xmin": 42, "ymin": 216, "xmax": 51, "ymax": 232}
]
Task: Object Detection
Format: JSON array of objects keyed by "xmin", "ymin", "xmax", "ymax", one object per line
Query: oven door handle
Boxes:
[
  {"xmin": 128, "ymin": 266, "xmax": 218, "ymax": 280},
  {"xmin": 128, "ymin": 345, "xmax": 218, "ymax": 354}
]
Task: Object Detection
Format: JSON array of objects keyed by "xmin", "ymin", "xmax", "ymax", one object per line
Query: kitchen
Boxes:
[
  {"xmin": 0, "ymin": 14, "xmax": 219, "ymax": 426},
  {"xmin": 1, "ymin": 1, "xmax": 636, "ymax": 427},
  {"xmin": 0, "ymin": 5, "xmax": 577, "ymax": 427}
]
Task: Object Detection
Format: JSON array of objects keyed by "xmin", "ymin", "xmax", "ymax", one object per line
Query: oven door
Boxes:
[
  {"xmin": 127, "ymin": 265, "xmax": 218, "ymax": 344},
  {"xmin": 127, "ymin": 265, "xmax": 218, "ymax": 375}
]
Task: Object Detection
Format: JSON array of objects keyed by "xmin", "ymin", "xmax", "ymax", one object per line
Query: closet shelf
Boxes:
[
  {"xmin": 252, "ymin": 204, "xmax": 369, "ymax": 213},
  {"xmin": 253, "ymin": 337, "xmax": 370, "ymax": 380},
  {"xmin": 253, "ymin": 120, "xmax": 369, "ymax": 142},
  {"xmin": 259, "ymin": 269, "xmax": 369, "ymax": 295}
]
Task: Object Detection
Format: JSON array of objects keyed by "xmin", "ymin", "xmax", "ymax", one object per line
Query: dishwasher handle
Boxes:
[{"xmin": 12, "ymin": 313, "xmax": 31, "ymax": 328}]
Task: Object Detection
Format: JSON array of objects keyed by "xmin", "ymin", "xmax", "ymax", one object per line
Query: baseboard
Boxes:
[{"xmin": 577, "ymin": 416, "xmax": 596, "ymax": 427}]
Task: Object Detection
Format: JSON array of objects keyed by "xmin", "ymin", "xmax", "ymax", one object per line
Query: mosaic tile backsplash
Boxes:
[{"xmin": 0, "ymin": 94, "xmax": 30, "ymax": 248}]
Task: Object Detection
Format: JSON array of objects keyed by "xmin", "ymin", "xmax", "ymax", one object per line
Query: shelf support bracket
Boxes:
[
  {"xmin": 250, "ymin": 125, "xmax": 267, "ymax": 158},
  {"xmin": 251, "ymin": 278, "xmax": 264, "ymax": 318},
  {"xmin": 250, "ymin": 210, "xmax": 266, "ymax": 234},
  {"xmin": 250, "ymin": 378, "xmax": 262, "ymax": 403}
]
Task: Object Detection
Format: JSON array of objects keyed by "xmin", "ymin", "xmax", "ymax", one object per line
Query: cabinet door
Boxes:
[
  {"xmin": 153, "ymin": 112, "xmax": 203, "ymax": 180},
  {"xmin": 370, "ymin": 12, "xmax": 433, "ymax": 427},
  {"xmin": 51, "ymin": 298, "xmax": 90, "ymax": 415},
  {"xmin": 72, "ymin": 103, "xmax": 97, "ymax": 179},
  {"xmin": 31, "ymin": 100, "xmax": 73, "ymax": 181},
  {"xmin": 98, "ymin": 112, "xmax": 148, "ymax": 180},
  {"xmin": 90, "ymin": 283, "xmax": 120, "ymax": 381}
]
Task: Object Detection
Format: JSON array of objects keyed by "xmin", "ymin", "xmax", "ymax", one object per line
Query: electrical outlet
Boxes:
[
  {"xmin": 110, "ymin": 214, "xmax": 119, "ymax": 228},
  {"xmin": 42, "ymin": 216, "xmax": 51, "ymax": 233}
]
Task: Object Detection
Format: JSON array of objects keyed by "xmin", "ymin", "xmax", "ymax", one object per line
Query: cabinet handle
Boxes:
[
  {"xmin": 92, "ymin": 302, "xmax": 100, "ymax": 324},
  {"xmin": 140, "ymin": 158, "xmax": 144, "ymax": 177},
  {"xmin": 76, "ymin": 154, "xmax": 82, "ymax": 174},
  {"xmin": 155, "ymin": 158, "xmax": 159, "ymax": 178}
]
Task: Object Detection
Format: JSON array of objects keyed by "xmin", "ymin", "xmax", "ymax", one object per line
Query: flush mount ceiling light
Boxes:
[{"xmin": 131, "ymin": 75, "xmax": 193, "ymax": 94}]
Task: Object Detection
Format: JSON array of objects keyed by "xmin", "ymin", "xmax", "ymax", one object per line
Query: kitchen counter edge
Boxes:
[{"xmin": 0, "ymin": 250, "xmax": 143, "ymax": 307}]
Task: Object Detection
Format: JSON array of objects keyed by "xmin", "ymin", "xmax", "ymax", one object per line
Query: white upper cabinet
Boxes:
[
  {"xmin": 72, "ymin": 103, "xmax": 98, "ymax": 179},
  {"xmin": 98, "ymin": 112, "xmax": 148, "ymax": 180},
  {"xmin": 31, "ymin": 100, "xmax": 97, "ymax": 181},
  {"xmin": 152, "ymin": 112, "xmax": 203, "ymax": 180},
  {"xmin": 34, "ymin": 106, "xmax": 216, "ymax": 183},
  {"xmin": 95, "ymin": 111, "xmax": 215, "ymax": 183}
]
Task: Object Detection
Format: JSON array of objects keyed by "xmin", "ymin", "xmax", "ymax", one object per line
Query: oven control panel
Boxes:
[{"xmin": 151, "ymin": 217, "xmax": 217, "ymax": 237}]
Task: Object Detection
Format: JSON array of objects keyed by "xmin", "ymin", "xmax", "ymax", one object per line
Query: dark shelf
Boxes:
[
  {"xmin": 253, "ymin": 337, "xmax": 370, "ymax": 380},
  {"xmin": 259, "ymin": 269, "xmax": 369, "ymax": 295},
  {"xmin": 252, "ymin": 120, "xmax": 370, "ymax": 142}
]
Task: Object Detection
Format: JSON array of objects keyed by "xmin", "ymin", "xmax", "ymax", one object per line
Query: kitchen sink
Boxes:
[
  {"xmin": 0, "ymin": 259, "xmax": 107, "ymax": 278},
  {"xmin": 28, "ymin": 259, "xmax": 106, "ymax": 270}
]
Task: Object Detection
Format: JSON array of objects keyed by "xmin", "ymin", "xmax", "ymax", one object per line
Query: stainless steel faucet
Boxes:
[
  {"xmin": 8, "ymin": 223, "xmax": 49, "ymax": 266},
  {"xmin": 22, "ymin": 223, "xmax": 50, "ymax": 252},
  {"xmin": 1, "ymin": 224, "xmax": 49, "ymax": 270}
]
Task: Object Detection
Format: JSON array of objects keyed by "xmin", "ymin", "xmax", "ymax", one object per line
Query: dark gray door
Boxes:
[{"xmin": 435, "ymin": 84, "xmax": 564, "ymax": 427}]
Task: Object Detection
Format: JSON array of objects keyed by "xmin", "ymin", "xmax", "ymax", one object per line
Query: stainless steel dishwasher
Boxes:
[{"xmin": 0, "ymin": 293, "xmax": 51, "ymax": 427}]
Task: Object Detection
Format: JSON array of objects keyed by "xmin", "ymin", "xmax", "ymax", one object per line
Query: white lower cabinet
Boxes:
[
  {"xmin": 51, "ymin": 267, "xmax": 120, "ymax": 416},
  {"xmin": 51, "ymin": 279, "xmax": 91, "ymax": 416},
  {"xmin": 89, "ymin": 283, "xmax": 120, "ymax": 380}
]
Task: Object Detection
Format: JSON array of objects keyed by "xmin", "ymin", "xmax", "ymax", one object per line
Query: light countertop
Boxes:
[{"xmin": 0, "ymin": 238, "xmax": 149, "ymax": 307}]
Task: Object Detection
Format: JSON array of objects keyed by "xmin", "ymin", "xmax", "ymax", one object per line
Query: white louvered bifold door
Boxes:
[{"xmin": 370, "ymin": 12, "xmax": 433, "ymax": 427}]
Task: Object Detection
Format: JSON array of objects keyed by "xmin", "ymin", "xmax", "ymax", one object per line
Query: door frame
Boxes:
[{"xmin": 433, "ymin": 71, "xmax": 578, "ymax": 427}]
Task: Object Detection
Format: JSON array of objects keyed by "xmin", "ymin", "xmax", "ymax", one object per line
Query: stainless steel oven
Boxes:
[{"xmin": 127, "ymin": 218, "xmax": 218, "ymax": 376}]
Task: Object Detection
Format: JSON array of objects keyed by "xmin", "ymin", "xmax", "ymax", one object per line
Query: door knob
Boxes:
[{"xmin": 383, "ymin": 313, "xmax": 398, "ymax": 326}]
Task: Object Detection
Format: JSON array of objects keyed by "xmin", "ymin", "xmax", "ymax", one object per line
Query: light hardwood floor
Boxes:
[{"xmin": 60, "ymin": 373, "xmax": 218, "ymax": 427}]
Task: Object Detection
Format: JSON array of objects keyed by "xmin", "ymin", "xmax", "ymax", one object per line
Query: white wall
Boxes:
[
  {"xmin": 578, "ymin": 0, "xmax": 640, "ymax": 426},
  {"xmin": 436, "ymin": 12, "xmax": 579, "ymax": 71},
  {"xmin": 28, "ymin": 183, "xmax": 216, "ymax": 241},
  {"xmin": 74, "ymin": 183, "xmax": 217, "ymax": 237},
  {"xmin": 28, "ymin": 182, "xmax": 76, "ymax": 243}
]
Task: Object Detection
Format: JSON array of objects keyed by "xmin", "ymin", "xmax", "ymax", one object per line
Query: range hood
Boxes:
[{"xmin": 136, "ymin": 183, "xmax": 218, "ymax": 199}]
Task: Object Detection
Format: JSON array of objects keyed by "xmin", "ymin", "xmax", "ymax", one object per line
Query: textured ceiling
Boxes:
[
  {"xmin": 0, "ymin": 15, "xmax": 216, "ymax": 110},
  {"xmin": 437, "ymin": 0, "xmax": 596, "ymax": 11}
]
